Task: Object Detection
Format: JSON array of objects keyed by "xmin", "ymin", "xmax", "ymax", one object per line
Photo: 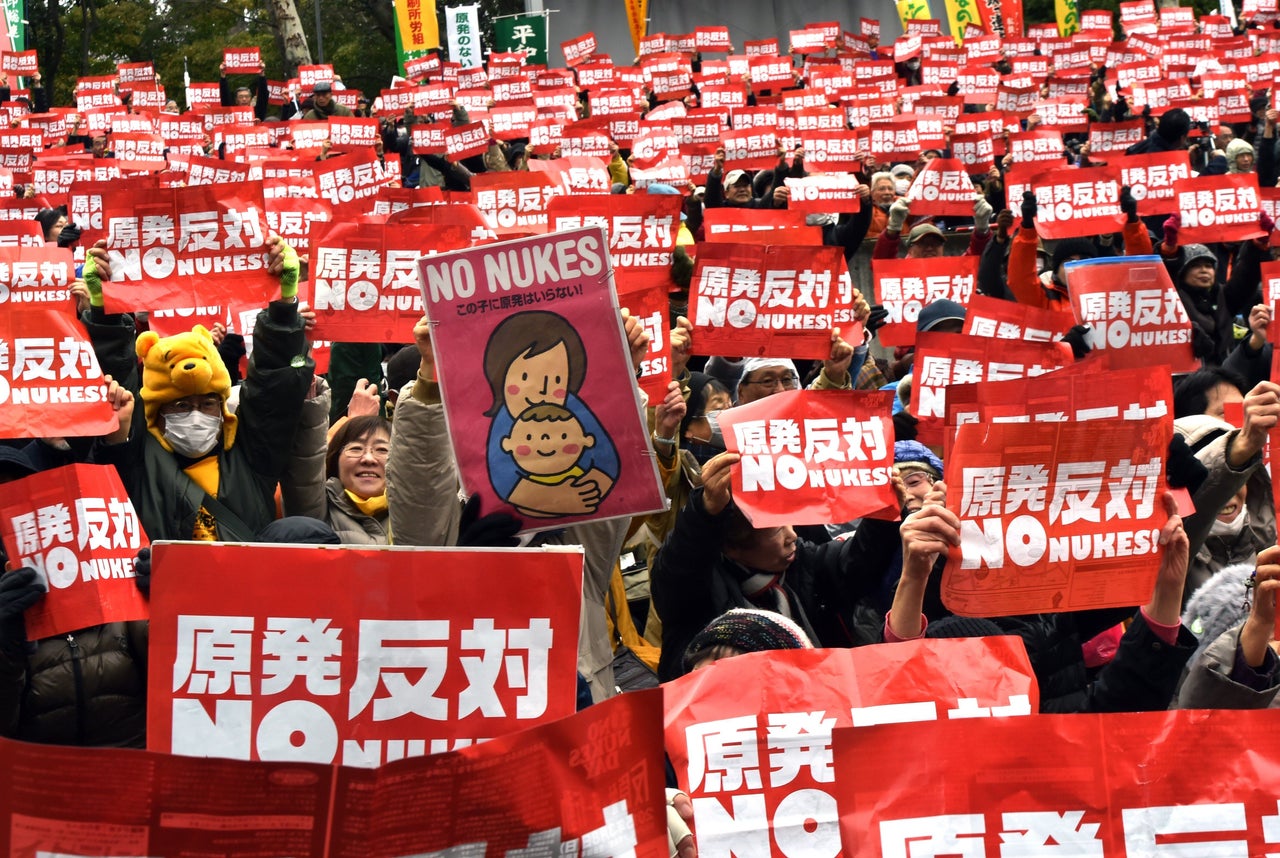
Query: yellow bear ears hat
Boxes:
[{"xmin": 135, "ymin": 324, "xmax": 238, "ymax": 452}]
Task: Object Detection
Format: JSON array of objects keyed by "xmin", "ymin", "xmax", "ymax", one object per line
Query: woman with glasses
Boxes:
[{"xmin": 318, "ymin": 415, "xmax": 393, "ymax": 544}]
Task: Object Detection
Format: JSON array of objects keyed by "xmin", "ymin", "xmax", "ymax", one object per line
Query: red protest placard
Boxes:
[
  {"xmin": 615, "ymin": 269, "xmax": 674, "ymax": 403},
  {"xmin": 906, "ymin": 157, "xmax": 978, "ymax": 217},
  {"xmin": 222, "ymin": 46, "xmax": 262, "ymax": 74},
  {"xmin": 783, "ymin": 174, "xmax": 863, "ymax": 213},
  {"xmin": 720, "ymin": 126, "xmax": 779, "ymax": 171},
  {"xmin": 419, "ymin": 227, "xmax": 667, "ymax": 530},
  {"xmin": 1087, "ymin": 119, "xmax": 1146, "ymax": 157},
  {"xmin": 1064, "ymin": 255, "xmax": 1197, "ymax": 372},
  {"xmin": 951, "ymin": 132, "xmax": 995, "ymax": 174},
  {"xmin": 1174, "ymin": 173, "xmax": 1266, "ymax": 243},
  {"xmin": 561, "ymin": 31, "xmax": 597, "ymax": 67},
  {"xmin": 872, "ymin": 256, "xmax": 979, "ymax": 347},
  {"xmin": 835, "ymin": 709, "xmax": 1280, "ymax": 858},
  {"xmin": 910, "ymin": 333, "xmax": 1074, "ymax": 445},
  {"xmin": 1028, "ymin": 165, "xmax": 1125, "ymax": 239},
  {"xmin": 1, "ymin": 50, "xmax": 37, "ymax": 75},
  {"xmin": 0, "ymin": 309, "xmax": 116, "ymax": 438},
  {"xmin": 1, "ymin": 689, "xmax": 669, "ymax": 856},
  {"xmin": 962, "ymin": 293, "xmax": 1077, "ymax": 343},
  {"xmin": 665, "ymin": 640, "xmax": 1038, "ymax": 855},
  {"xmin": 1116, "ymin": 150, "xmax": 1192, "ymax": 218},
  {"xmin": 702, "ymin": 208, "xmax": 819, "ymax": 243},
  {"xmin": 0, "ymin": 464, "xmax": 148, "ymax": 640},
  {"xmin": 0, "ymin": 244, "xmax": 77, "ymax": 308},
  {"xmin": 148, "ymin": 542, "xmax": 584, "ymax": 764},
  {"xmin": 306, "ymin": 220, "xmax": 475, "ymax": 342},
  {"xmin": 471, "ymin": 171, "xmax": 563, "ymax": 236},
  {"xmin": 444, "ymin": 120, "xmax": 489, "ymax": 160},
  {"xmin": 719, "ymin": 390, "xmax": 898, "ymax": 527},
  {"xmin": 867, "ymin": 117, "xmax": 922, "ymax": 160},
  {"xmin": 943, "ymin": 417, "xmax": 1170, "ymax": 617},
  {"xmin": 99, "ymin": 181, "xmax": 277, "ymax": 314},
  {"xmin": 547, "ymin": 194, "xmax": 682, "ymax": 271},
  {"xmin": 690, "ymin": 241, "xmax": 858, "ymax": 361}
]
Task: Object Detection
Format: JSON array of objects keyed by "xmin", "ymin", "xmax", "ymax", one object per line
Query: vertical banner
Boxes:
[
  {"xmin": 664, "ymin": 642, "xmax": 1038, "ymax": 858},
  {"xmin": 897, "ymin": 0, "xmax": 934, "ymax": 28},
  {"xmin": 1056, "ymin": 0, "xmax": 1080, "ymax": 34},
  {"xmin": 445, "ymin": 4, "xmax": 481, "ymax": 69},
  {"xmin": 944, "ymin": 0, "xmax": 983, "ymax": 40},
  {"xmin": 394, "ymin": 0, "xmax": 439, "ymax": 73},
  {"xmin": 0, "ymin": 464, "xmax": 148, "ymax": 640},
  {"xmin": 717, "ymin": 390, "xmax": 899, "ymax": 526},
  {"xmin": 493, "ymin": 13, "xmax": 548, "ymax": 65},
  {"xmin": 625, "ymin": 0, "xmax": 649, "ymax": 54},
  {"xmin": 942, "ymin": 418, "xmax": 1170, "ymax": 617},
  {"xmin": 419, "ymin": 227, "xmax": 667, "ymax": 531},
  {"xmin": 0, "ymin": 0, "xmax": 17, "ymax": 53},
  {"xmin": 148, "ymin": 542, "xmax": 585, "ymax": 765}
]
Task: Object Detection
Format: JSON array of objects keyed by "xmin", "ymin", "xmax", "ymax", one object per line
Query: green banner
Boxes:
[
  {"xmin": 493, "ymin": 13, "xmax": 547, "ymax": 66},
  {"xmin": 2, "ymin": 0, "xmax": 22, "ymax": 51}
]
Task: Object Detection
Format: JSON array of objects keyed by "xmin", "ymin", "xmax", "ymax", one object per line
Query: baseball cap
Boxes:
[
  {"xmin": 724, "ymin": 169, "xmax": 750, "ymax": 186},
  {"xmin": 905, "ymin": 223, "xmax": 945, "ymax": 246},
  {"xmin": 917, "ymin": 298, "xmax": 967, "ymax": 332},
  {"xmin": 313, "ymin": 81, "xmax": 333, "ymax": 94}
]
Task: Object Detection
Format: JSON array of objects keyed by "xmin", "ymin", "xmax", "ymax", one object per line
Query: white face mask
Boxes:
[
  {"xmin": 1209, "ymin": 503, "xmax": 1248, "ymax": 538},
  {"xmin": 163, "ymin": 410, "xmax": 223, "ymax": 458},
  {"xmin": 894, "ymin": 178, "xmax": 912, "ymax": 195}
]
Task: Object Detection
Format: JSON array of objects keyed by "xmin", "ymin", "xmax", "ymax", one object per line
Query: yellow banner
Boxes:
[
  {"xmin": 897, "ymin": 0, "xmax": 933, "ymax": 29},
  {"xmin": 625, "ymin": 0, "xmax": 649, "ymax": 55},
  {"xmin": 945, "ymin": 0, "xmax": 982, "ymax": 41},
  {"xmin": 396, "ymin": 0, "xmax": 440, "ymax": 52},
  {"xmin": 1056, "ymin": 0, "xmax": 1079, "ymax": 35}
]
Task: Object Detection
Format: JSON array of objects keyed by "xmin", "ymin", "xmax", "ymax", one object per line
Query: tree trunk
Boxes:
[
  {"xmin": 266, "ymin": 0, "xmax": 312, "ymax": 78},
  {"xmin": 357, "ymin": 0, "xmax": 394, "ymax": 42}
]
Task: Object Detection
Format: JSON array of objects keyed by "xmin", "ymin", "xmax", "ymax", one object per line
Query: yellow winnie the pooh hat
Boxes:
[{"xmin": 134, "ymin": 325, "xmax": 238, "ymax": 452}]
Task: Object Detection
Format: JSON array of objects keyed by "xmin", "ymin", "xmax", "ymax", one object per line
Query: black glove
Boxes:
[
  {"xmin": 1021, "ymin": 191, "xmax": 1037, "ymax": 229},
  {"xmin": 1060, "ymin": 324, "xmax": 1093, "ymax": 360},
  {"xmin": 1166, "ymin": 433, "xmax": 1208, "ymax": 495},
  {"xmin": 0, "ymin": 567, "xmax": 45, "ymax": 656},
  {"xmin": 57, "ymin": 223, "xmax": 82, "ymax": 248},
  {"xmin": 457, "ymin": 494, "xmax": 521, "ymax": 548},
  {"xmin": 866, "ymin": 304, "xmax": 890, "ymax": 334},
  {"xmin": 133, "ymin": 547, "xmax": 151, "ymax": 596},
  {"xmin": 946, "ymin": 80, "xmax": 960, "ymax": 97},
  {"xmin": 1191, "ymin": 326, "xmax": 1217, "ymax": 361},
  {"xmin": 1119, "ymin": 185, "xmax": 1138, "ymax": 222}
]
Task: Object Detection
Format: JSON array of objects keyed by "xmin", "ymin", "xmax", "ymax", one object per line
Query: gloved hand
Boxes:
[
  {"xmin": 995, "ymin": 209, "xmax": 1014, "ymax": 242},
  {"xmin": 457, "ymin": 494, "xmax": 521, "ymax": 548},
  {"xmin": 1162, "ymin": 213, "xmax": 1181, "ymax": 251},
  {"xmin": 1060, "ymin": 324, "xmax": 1093, "ymax": 360},
  {"xmin": 82, "ymin": 248, "xmax": 106, "ymax": 309},
  {"xmin": 57, "ymin": 223, "xmax": 82, "ymax": 248},
  {"xmin": 133, "ymin": 547, "xmax": 151, "ymax": 597},
  {"xmin": 866, "ymin": 303, "xmax": 890, "ymax": 334},
  {"xmin": 0, "ymin": 567, "xmax": 45, "ymax": 656},
  {"xmin": 973, "ymin": 196, "xmax": 994, "ymax": 233},
  {"xmin": 1261, "ymin": 210, "xmax": 1276, "ymax": 236},
  {"xmin": 1166, "ymin": 433, "xmax": 1209, "ymax": 495},
  {"xmin": 887, "ymin": 197, "xmax": 911, "ymax": 233},
  {"xmin": 1020, "ymin": 191, "xmax": 1037, "ymax": 228},
  {"xmin": 1119, "ymin": 185, "xmax": 1138, "ymax": 222},
  {"xmin": 269, "ymin": 238, "xmax": 300, "ymax": 300},
  {"xmin": 1191, "ymin": 325, "xmax": 1216, "ymax": 361}
]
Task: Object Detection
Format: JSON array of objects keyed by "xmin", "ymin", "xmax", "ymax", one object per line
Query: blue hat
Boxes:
[
  {"xmin": 916, "ymin": 298, "xmax": 966, "ymax": 333},
  {"xmin": 894, "ymin": 440, "xmax": 943, "ymax": 477}
]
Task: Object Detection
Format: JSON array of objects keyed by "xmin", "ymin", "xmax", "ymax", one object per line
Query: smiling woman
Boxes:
[{"xmin": 321, "ymin": 414, "xmax": 392, "ymax": 544}]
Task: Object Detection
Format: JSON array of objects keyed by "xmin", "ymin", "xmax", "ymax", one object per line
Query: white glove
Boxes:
[
  {"xmin": 887, "ymin": 197, "xmax": 911, "ymax": 233},
  {"xmin": 974, "ymin": 196, "xmax": 994, "ymax": 233}
]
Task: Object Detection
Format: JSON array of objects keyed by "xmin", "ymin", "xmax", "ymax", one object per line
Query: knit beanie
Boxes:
[
  {"xmin": 1051, "ymin": 237, "xmax": 1098, "ymax": 273},
  {"xmin": 135, "ymin": 325, "xmax": 237, "ymax": 452},
  {"xmin": 894, "ymin": 439, "xmax": 943, "ymax": 478},
  {"xmin": 683, "ymin": 608, "xmax": 813, "ymax": 671}
]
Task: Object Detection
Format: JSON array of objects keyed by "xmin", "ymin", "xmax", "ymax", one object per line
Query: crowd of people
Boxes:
[{"xmin": 1, "ymin": 5, "xmax": 1280, "ymax": 849}]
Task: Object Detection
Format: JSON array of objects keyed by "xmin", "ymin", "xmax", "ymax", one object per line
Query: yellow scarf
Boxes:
[
  {"xmin": 345, "ymin": 490, "xmax": 388, "ymax": 517},
  {"xmin": 184, "ymin": 457, "xmax": 220, "ymax": 541}
]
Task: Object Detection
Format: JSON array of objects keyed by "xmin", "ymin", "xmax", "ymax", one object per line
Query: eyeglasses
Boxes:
[
  {"xmin": 162, "ymin": 397, "xmax": 223, "ymax": 417},
  {"xmin": 902, "ymin": 472, "xmax": 936, "ymax": 489},
  {"xmin": 741, "ymin": 373, "xmax": 800, "ymax": 391},
  {"xmin": 340, "ymin": 443, "xmax": 390, "ymax": 461}
]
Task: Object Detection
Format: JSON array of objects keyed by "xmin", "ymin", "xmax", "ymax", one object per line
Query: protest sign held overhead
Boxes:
[
  {"xmin": 0, "ymin": 309, "xmax": 116, "ymax": 438},
  {"xmin": 873, "ymin": 255, "xmax": 979, "ymax": 347},
  {"xmin": 547, "ymin": 192, "xmax": 682, "ymax": 271},
  {"xmin": 962, "ymin": 293, "xmax": 1076, "ymax": 343},
  {"xmin": 419, "ymin": 226, "xmax": 666, "ymax": 531},
  {"xmin": 0, "ymin": 464, "xmax": 148, "ymax": 640},
  {"xmin": 148, "ymin": 542, "xmax": 584, "ymax": 766},
  {"xmin": 718, "ymin": 390, "xmax": 899, "ymax": 527},
  {"xmin": 690, "ymin": 242, "xmax": 859, "ymax": 361},
  {"xmin": 1064, "ymin": 255, "xmax": 1197, "ymax": 372},
  {"xmin": 1174, "ymin": 173, "xmax": 1265, "ymax": 244},
  {"xmin": 665, "ymin": 640, "xmax": 1037, "ymax": 858},
  {"xmin": 907, "ymin": 157, "xmax": 980, "ymax": 217},
  {"xmin": 943, "ymin": 417, "xmax": 1171, "ymax": 617}
]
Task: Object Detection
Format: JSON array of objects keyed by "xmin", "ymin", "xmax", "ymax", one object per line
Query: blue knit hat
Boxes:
[{"xmin": 894, "ymin": 440, "xmax": 943, "ymax": 478}]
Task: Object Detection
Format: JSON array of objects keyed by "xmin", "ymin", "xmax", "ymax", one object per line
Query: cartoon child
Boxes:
[
  {"xmin": 501, "ymin": 404, "xmax": 610, "ymax": 517},
  {"xmin": 484, "ymin": 310, "xmax": 619, "ymax": 517}
]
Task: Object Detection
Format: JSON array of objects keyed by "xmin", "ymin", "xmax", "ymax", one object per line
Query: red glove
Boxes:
[
  {"xmin": 1161, "ymin": 213, "xmax": 1181, "ymax": 251},
  {"xmin": 1261, "ymin": 210, "xmax": 1276, "ymax": 236}
]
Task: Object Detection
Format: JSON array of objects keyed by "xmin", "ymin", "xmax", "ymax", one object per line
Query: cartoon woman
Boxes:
[{"xmin": 484, "ymin": 310, "xmax": 619, "ymax": 517}]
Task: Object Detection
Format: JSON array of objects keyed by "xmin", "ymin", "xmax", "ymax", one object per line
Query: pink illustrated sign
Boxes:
[{"xmin": 419, "ymin": 226, "xmax": 667, "ymax": 532}]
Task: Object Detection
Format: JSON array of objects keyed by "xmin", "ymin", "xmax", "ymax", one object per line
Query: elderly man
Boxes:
[{"xmin": 303, "ymin": 81, "xmax": 354, "ymax": 120}]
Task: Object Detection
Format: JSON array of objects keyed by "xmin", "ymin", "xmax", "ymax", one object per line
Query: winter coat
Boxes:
[
  {"xmin": 1174, "ymin": 622, "xmax": 1280, "ymax": 709},
  {"xmin": 0, "ymin": 621, "xmax": 148, "ymax": 747},
  {"xmin": 324, "ymin": 477, "xmax": 389, "ymax": 545}
]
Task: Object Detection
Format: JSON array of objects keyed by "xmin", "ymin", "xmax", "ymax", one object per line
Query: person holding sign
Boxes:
[
  {"xmin": 887, "ymin": 484, "xmax": 1199, "ymax": 712},
  {"xmin": 83, "ymin": 237, "xmax": 314, "ymax": 542}
]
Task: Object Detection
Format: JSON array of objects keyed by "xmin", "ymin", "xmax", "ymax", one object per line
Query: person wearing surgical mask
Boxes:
[
  {"xmin": 679, "ymin": 374, "xmax": 732, "ymax": 466},
  {"xmin": 891, "ymin": 164, "xmax": 915, "ymax": 197}
]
